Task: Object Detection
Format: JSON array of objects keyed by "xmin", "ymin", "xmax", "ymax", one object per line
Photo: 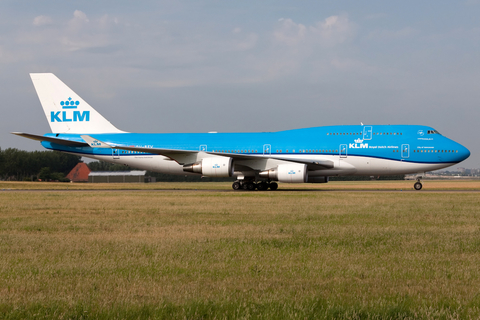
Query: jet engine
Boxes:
[
  {"xmin": 259, "ymin": 163, "xmax": 307, "ymax": 183},
  {"xmin": 183, "ymin": 157, "xmax": 233, "ymax": 177}
]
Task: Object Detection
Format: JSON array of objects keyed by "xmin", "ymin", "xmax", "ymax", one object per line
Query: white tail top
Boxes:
[{"xmin": 30, "ymin": 73, "xmax": 124, "ymax": 134}]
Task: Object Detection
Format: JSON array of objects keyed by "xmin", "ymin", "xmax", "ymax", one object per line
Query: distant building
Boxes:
[
  {"xmin": 88, "ymin": 170, "xmax": 147, "ymax": 183},
  {"xmin": 66, "ymin": 163, "xmax": 91, "ymax": 182}
]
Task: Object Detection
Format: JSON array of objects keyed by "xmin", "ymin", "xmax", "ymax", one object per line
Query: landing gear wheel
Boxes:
[
  {"xmin": 257, "ymin": 182, "xmax": 267, "ymax": 191},
  {"xmin": 246, "ymin": 182, "xmax": 256, "ymax": 191},
  {"xmin": 414, "ymin": 182, "xmax": 422, "ymax": 190},
  {"xmin": 232, "ymin": 182, "xmax": 241, "ymax": 190},
  {"xmin": 269, "ymin": 182, "xmax": 278, "ymax": 191}
]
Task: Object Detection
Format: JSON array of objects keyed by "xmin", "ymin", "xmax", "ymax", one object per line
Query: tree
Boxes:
[
  {"xmin": 38, "ymin": 167, "xmax": 52, "ymax": 181},
  {"xmin": 0, "ymin": 148, "xmax": 81, "ymax": 181}
]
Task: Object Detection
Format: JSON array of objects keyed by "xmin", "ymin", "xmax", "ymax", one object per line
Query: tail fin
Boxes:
[{"xmin": 30, "ymin": 73, "xmax": 124, "ymax": 133}]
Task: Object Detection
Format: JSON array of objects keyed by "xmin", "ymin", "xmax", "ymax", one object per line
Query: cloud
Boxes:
[
  {"xmin": 12, "ymin": 10, "xmax": 358, "ymax": 88},
  {"xmin": 274, "ymin": 18, "xmax": 307, "ymax": 46},
  {"xmin": 72, "ymin": 10, "xmax": 89, "ymax": 23},
  {"xmin": 274, "ymin": 15, "xmax": 355, "ymax": 47},
  {"xmin": 52, "ymin": 11, "xmax": 124, "ymax": 52},
  {"xmin": 313, "ymin": 15, "xmax": 355, "ymax": 46},
  {"xmin": 232, "ymin": 33, "xmax": 258, "ymax": 51},
  {"xmin": 252, "ymin": 15, "xmax": 358, "ymax": 82},
  {"xmin": 33, "ymin": 15, "xmax": 53, "ymax": 27}
]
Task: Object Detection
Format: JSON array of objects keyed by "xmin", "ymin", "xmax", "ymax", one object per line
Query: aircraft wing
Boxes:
[
  {"xmin": 13, "ymin": 133, "xmax": 334, "ymax": 170},
  {"xmin": 101, "ymin": 143, "xmax": 334, "ymax": 169},
  {"xmin": 12, "ymin": 132, "xmax": 89, "ymax": 147}
]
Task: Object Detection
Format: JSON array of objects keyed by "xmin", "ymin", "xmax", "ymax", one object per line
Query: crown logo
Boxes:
[
  {"xmin": 60, "ymin": 97, "xmax": 79, "ymax": 109},
  {"xmin": 354, "ymin": 138, "xmax": 363, "ymax": 143}
]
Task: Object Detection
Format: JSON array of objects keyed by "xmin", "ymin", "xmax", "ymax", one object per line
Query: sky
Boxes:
[{"xmin": 1, "ymin": 0, "xmax": 479, "ymax": 168}]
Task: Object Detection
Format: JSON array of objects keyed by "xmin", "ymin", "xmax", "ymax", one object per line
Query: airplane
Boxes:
[{"xmin": 13, "ymin": 73, "xmax": 470, "ymax": 191}]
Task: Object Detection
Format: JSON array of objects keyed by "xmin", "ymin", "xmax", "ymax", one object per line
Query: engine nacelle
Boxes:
[
  {"xmin": 259, "ymin": 163, "xmax": 307, "ymax": 183},
  {"xmin": 307, "ymin": 176, "xmax": 329, "ymax": 184},
  {"xmin": 183, "ymin": 157, "xmax": 233, "ymax": 177}
]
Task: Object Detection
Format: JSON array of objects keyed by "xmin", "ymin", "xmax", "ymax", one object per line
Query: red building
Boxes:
[{"xmin": 66, "ymin": 163, "xmax": 91, "ymax": 182}]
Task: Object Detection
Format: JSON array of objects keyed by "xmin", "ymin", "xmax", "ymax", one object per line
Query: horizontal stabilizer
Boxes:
[{"xmin": 12, "ymin": 132, "xmax": 89, "ymax": 147}]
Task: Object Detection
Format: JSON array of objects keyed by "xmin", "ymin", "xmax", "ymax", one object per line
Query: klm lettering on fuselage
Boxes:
[
  {"xmin": 50, "ymin": 97, "xmax": 90, "ymax": 122},
  {"xmin": 349, "ymin": 138, "xmax": 368, "ymax": 149}
]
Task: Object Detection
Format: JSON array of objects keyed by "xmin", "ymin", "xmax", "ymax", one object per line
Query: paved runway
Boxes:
[{"xmin": 1, "ymin": 188, "xmax": 479, "ymax": 193}]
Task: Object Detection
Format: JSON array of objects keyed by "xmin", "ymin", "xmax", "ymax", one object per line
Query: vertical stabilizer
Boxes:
[{"xmin": 30, "ymin": 73, "xmax": 124, "ymax": 133}]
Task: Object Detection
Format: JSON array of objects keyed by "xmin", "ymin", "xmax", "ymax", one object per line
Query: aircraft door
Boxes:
[
  {"xmin": 401, "ymin": 144, "xmax": 410, "ymax": 158},
  {"xmin": 340, "ymin": 144, "xmax": 347, "ymax": 158},
  {"xmin": 112, "ymin": 148, "xmax": 120, "ymax": 159},
  {"xmin": 363, "ymin": 126, "xmax": 372, "ymax": 140},
  {"xmin": 263, "ymin": 144, "xmax": 271, "ymax": 156}
]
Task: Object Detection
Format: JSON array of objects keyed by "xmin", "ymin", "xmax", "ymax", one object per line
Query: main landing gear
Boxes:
[
  {"xmin": 414, "ymin": 178, "xmax": 423, "ymax": 191},
  {"xmin": 232, "ymin": 180, "xmax": 278, "ymax": 191}
]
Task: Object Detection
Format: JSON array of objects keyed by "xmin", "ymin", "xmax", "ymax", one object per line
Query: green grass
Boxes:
[{"xmin": 1, "ymin": 187, "xmax": 480, "ymax": 319}]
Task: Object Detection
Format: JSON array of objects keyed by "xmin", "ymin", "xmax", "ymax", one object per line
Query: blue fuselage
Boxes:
[{"xmin": 42, "ymin": 125, "xmax": 469, "ymax": 167}]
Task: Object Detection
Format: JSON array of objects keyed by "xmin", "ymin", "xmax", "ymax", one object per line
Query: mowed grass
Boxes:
[{"xmin": 1, "ymin": 187, "xmax": 480, "ymax": 319}]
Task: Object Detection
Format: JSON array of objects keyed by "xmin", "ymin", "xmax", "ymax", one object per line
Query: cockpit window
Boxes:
[{"xmin": 427, "ymin": 130, "xmax": 441, "ymax": 135}]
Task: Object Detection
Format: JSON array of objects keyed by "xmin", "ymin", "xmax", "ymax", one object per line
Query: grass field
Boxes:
[{"xmin": 1, "ymin": 181, "xmax": 480, "ymax": 319}]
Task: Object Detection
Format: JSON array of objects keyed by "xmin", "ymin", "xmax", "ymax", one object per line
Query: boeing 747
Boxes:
[{"xmin": 14, "ymin": 73, "xmax": 470, "ymax": 190}]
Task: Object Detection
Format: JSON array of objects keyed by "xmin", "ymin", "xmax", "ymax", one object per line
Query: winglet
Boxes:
[{"xmin": 81, "ymin": 135, "xmax": 112, "ymax": 148}]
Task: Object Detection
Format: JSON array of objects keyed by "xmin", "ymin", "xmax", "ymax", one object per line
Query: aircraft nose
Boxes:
[{"xmin": 457, "ymin": 144, "xmax": 470, "ymax": 162}]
